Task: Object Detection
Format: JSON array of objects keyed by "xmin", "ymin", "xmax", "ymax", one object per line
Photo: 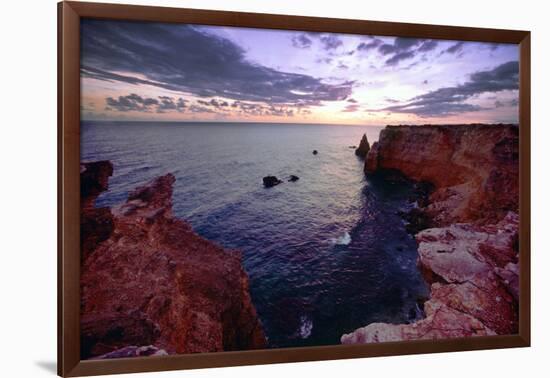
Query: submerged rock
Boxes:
[
  {"xmin": 288, "ymin": 175, "xmax": 300, "ymax": 182},
  {"xmin": 263, "ymin": 175, "xmax": 283, "ymax": 187},
  {"xmin": 81, "ymin": 162, "xmax": 266, "ymax": 359},
  {"xmin": 312, "ymin": 150, "xmax": 318, "ymax": 155},
  {"xmin": 354, "ymin": 134, "xmax": 370, "ymax": 159}
]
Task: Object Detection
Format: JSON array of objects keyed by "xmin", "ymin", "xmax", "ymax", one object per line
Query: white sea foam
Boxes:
[
  {"xmin": 298, "ymin": 315, "xmax": 313, "ymax": 339},
  {"xmin": 331, "ymin": 232, "xmax": 351, "ymax": 245}
]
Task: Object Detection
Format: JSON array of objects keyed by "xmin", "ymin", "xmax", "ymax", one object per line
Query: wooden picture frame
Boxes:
[{"xmin": 58, "ymin": 1, "xmax": 531, "ymax": 376}]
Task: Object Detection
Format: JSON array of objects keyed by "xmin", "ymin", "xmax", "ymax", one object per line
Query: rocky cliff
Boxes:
[
  {"xmin": 80, "ymin": 161, "xmax": 266, "ymax": 359},
  {"xmin": 342, "ymin": 124, "xmax": 519, "ymax": 344},
  {"xmin": 365, "ymin": 124, "xmax": 518, "ymax": 225}
]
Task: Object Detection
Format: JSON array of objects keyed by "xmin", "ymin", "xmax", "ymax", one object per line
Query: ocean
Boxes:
[{"xmin": 81, "ymin": 121, "xmax": 429, "ymax": 348}]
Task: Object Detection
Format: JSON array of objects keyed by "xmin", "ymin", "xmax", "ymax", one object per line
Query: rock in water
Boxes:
[
  {"xmin": 263, "ymin": 175, "xmax": 283, "ymax": 187},
  {"xmin": 312, "ymin": 150, "xmax": 318, "ymax": 155},
  {"xmin": 80, "ymin": 162, "xmax": 266, "ymax": 359},
  {"xmin": 354, "ymin": 133, "xmax": 370, "ymax": 158},
  {"xmin": 288, "ymin": 175, "xmax": 300, "ymax": 182}
]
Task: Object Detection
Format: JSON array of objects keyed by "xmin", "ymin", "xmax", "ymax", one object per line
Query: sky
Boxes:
[{"xmin": 81, "ymin": 19, "xmax": 520, "ymax": 125}]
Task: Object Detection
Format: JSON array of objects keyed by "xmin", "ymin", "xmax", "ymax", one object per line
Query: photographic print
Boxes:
[{"xmin": 79, "ymin": 18, "xmax": 520, "ymax": 360}]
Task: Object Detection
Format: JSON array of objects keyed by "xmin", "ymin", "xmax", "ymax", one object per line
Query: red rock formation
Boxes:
[
  {"xmin": 80, "ymin": 163, "xmax": 266, "ymax": 359},
  {"xmin": 365, "ymin": 124, "xmax": 518, "ymax": 225},
  {"xmin": 342, "ymin": 124, "xmax": 519, "ymax": 344},
  {"xmin": 92, "ymin": 345, "xmax": 168, "ymax": 359},
  {"xmin": 80, "ymin": 161, "xmax": 114, "ymax": 258},
  {"xmin": 342, "ymin": 301, "xmax": 495, "ymax": 343},
  {"xmin": 355, "ymin": 133, "xmax": 370, "ymax": 158}
]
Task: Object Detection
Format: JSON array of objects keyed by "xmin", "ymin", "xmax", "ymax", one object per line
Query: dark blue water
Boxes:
[{"xmin": 81, "ymin": 121, "xmax": 428, "ymax": 348}]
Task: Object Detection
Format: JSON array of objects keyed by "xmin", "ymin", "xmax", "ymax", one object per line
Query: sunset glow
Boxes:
[{"xmin": 81, "ymin": 19, "xmax": 519, "ymax": 125}]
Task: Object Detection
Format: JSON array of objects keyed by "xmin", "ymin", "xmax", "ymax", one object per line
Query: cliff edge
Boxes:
[
  {"xmin": 80, "ymin": 161, "xmax": 266, "ymax": 359},
  {"xmin": 365, "ymin": 124, "xmax": 518, "ymax": 225},
  {"xmin": 342, "ymin": 124, "xmax": 519, "ymax": 343}
]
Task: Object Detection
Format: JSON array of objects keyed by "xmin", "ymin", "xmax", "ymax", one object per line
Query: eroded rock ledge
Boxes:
[
  {"xmin": 80, "ymin": 161, "xmax": 266, "ymax": 359},
  {"xmin": 342, "ymin": 124, "xmax": 519, "ymax": 343},
  {"xmin": 365, "ymin": 124, "xmax": 518, "ymax": 225}
]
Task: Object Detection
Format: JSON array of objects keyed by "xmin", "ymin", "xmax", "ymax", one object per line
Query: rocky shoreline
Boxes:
[
  {"xmin": 79, "ymin": 124, "xmax": 520, "ymax": 352},
  {"xmin": 80, "ymin": 161, "xmax": 266, "ymax": 359},
  {"xmin": 342, "ymin": 124, "xmax": 520, "ymax": 343}
]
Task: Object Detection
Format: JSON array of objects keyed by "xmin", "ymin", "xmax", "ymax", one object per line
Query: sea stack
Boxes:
[
  {"xmin": 80, "ymin": 162, "xmax": 266, "ymax": 359},
  {"xmin": 354, "ymin": 134, "xmax": 370, "ymax": 159},
  {"xmin": 343, "ymin": 124, "xmax": 519, "ymax": 344}
]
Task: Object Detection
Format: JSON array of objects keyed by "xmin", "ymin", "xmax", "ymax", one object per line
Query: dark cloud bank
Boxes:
[
  {"xmin": 84, "ymin": 20, "xmax": 517, "ymax": 120},
  {"xmin": 81, "ymin": 19, "xmax": 352, "ymax": 113},
  {"xmin": 105, "ymin": 93, "xmax": 304, "ymax": 117},
  {"xmin": 378, "ymin": 61, "xmax": 519, "ymax": 116},
  {"xmin": 291, "ymin": 34, "xmax": 313, "ymax": 49},
  {"xmin": 105, "ymin": 94, "xmax": 189, "ymax": 113},
  {"xmin": 292, "ymin": 32, "xmax": 345, "ymax": 51},
  {"xmin": 376, "ymin": 37, "xmax": 440, "ymax": 66},
  {"xmin": 355, "ymin": 36, "xmax": 474, "ymax": 67}
]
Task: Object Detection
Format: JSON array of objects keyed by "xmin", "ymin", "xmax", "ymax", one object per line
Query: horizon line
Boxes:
[
  {"xmin": 81, "ymin": 119, "xmax": 519, "ymax": 127},
  {"xmin": 81, "ymin": 119, "xmax": 384, "ymax": 127}
]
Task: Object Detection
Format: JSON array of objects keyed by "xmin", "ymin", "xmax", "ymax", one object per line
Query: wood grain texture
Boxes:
[
  {"xmin": 58, "ymin": 2, "xmax": 81, "ymax": 376},
  {"xmin": 518, "ymin": 33, "xmax": 531, "ymax": 345}
]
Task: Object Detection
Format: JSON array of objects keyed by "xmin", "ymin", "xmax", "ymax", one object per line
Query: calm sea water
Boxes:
[{"xmin": 81, "ymin": 121, "xmax": 428, "ymax": 348}]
